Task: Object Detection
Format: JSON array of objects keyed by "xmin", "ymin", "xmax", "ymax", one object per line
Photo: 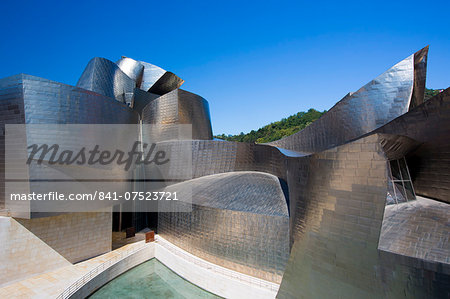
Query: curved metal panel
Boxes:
[
  {"xmin": 148, "ymin": 71, "xmax": 185, "ymax": 95},
  {"xmin": 142, "ymin": 89, "xmax": 213, "ymax": 140},
  {"xmin": 137, "ymin": 60, "xmax": 166, "ymax": 91},
  {"xmin": 379, "ymin": 196, "xmax": 449, "ymax": 265},
  {"xmin": 76, "ymin": 57, "xmax": 136, "ymax": 104},
  {"xmin": 0, "ymin": 74, "xmax": 139, "ymax": 124},
  {"xmin": 374, "ymin": 87, "xmax": 450, "ymax": 202},
  {"xmin": 116, "ymin": 57, "xmax": 144, "ymax": 88},
  {"xmin": 269, "ymin": 48, "xmax": 428, "ymax": 153},
  {"xmin": 144, "ymin": 140, "xmax": 290, "ymax": 183},
  {"xmin": 409, "ymin": 46, "xmax": 429, "ymax": 109},
  {"xmin": 277, "ymin": 134, "xmax": 450, "ymax": 298},
  {"xmin": 131, "ymin": 88, "xmax": 159, "ymax": 113},
  {"xmin": 158, "ymin": 171, "xmax": 289, "ymax": 283},
  {"xmin": 137, "ymin": 60, "xmax": 184, "ymax": 94}
]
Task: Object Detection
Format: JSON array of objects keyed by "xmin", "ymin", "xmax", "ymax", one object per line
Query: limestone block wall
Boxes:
[
  {"xmin": 16, "ymin": 212, "xmax": 112, "ymax": 263},
  {"xmin": 0, "ymin": 216, "xmax": 71, "ymax": 287}
]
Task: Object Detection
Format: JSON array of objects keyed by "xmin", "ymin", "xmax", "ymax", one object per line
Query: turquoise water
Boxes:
[{"xmin": 89, "ymin": 259, "xmax": 221, "ymax": 298}]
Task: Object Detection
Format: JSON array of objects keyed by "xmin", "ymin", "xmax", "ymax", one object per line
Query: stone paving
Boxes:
[{"xmin": 0, "ymin": 240, "xmax": 146, "ymax": 299}]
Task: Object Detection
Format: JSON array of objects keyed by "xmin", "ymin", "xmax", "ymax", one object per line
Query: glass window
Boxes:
[{"xmin": 387, "ymin": 157, "xmax": 416, "ymax": 205}]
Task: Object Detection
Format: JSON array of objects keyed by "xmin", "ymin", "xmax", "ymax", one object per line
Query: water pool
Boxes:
[{"xmin": 89, "ymin": 259, "xmax": 220, "ymax": 298}]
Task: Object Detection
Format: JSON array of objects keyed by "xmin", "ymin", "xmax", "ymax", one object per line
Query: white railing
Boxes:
[
  {"xmin": 55, "ymin": 242, "xmax": 150, "ymax": 299},
  {"xmin": 155, "ymin": 236, "xmax": 280, "ymax": 293}
]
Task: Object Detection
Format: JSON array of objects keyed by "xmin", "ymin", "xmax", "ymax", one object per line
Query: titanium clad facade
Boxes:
[
  {"xmin": 142, "ymin": 89, "xmax": 213, "ymax": 140},
  {"xmin": 158, "ymin": 172, "xmax": 290, "ymax": 283},
  {"xmin": 20, "ymin": 74, "xmax": 139, "ymax": 124},
  {"xmin": 0, "ymin": 74, "xmax": 139, "ymax": 217},
  {"xmin": 379, "ymin": 196, "xmax": 449, "ymax": 266},
  {"xmin": 136, "ymin": 59, "xmax": 184, "ymax": 95},
  {"xmin": 146, "ymin": 140, "xmax": 291, "ymax": 182},
  {"xmin": 0, "ymin": 75, "xmax": 25, "ymax": 210},
  {"xmin": 277, "ymin": 134, "xmax": 450, "ymax": 298},
  {"xmin": 374, "ymin": 87, "xmax": 450, "ymax": 203},
  {"xmin": 135, "ymin": 60, "xmax": 167, "ymax": 91},
  {"xmin": 116, "ymin": 57, "xmax": 144, "ymax": 87},
  {"xmin": 269, "ymin": 47, "xmax": 428, "ymax": 153},
  {"xmin": 148, "ymin": 71, "xmax": 185, "ymax": 96},
  {"xmin": 116, "ymin": 57, "xmax": 185, "ymax": 94},
  {"xmin": 409, "ymin": 46, "xmax": 429, "ymax": 109},
  {"xmin": 131, "ymin": 88, "xmax": 159, "ymax": 113},
  {"xmin": 77, "ymin": 57, "xmax": 137, "ymax": 104}
]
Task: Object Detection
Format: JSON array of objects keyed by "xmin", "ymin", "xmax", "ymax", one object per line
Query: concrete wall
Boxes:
[
  {"xmin": 16, "ymin": 212, "xmax": 112, "ymax": 263},
  {"xmin": 0, "ymin": 216, "xmax": 71, "ymax": 287}
]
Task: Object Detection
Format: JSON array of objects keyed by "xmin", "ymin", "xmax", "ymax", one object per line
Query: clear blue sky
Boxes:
[{"xmin": 0, "ymin": 0, "xmax": 449, "ymax": 135}]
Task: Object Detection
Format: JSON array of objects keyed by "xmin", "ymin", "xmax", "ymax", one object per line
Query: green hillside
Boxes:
[
  {"xmin": 215, "ymin": 89, "xmax": 442, "ymax": 144},
  {"xmin": 424, "ymin": 88, "xmax": 441, "ymax": 101},
  {"xmin": 215, "ymin": 108, "xmax": 326, "ymax": 144}
]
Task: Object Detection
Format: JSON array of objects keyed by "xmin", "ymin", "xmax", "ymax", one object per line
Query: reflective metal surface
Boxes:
[
  {"xmin": 148, "ymin": 71, "xmax": 184, "ymax": 96},
  {"xmin": 146, "ymin": 140, "xmax": 289, "ymax": 181},
  {"xmin": 0, "ymin": 74, "xmax": 139, "ymax": 216},
  {"xmin": 409, "ymin": 46, "xmax": 429, "ymax": 109},
  {"xmin": 379, "ymin": 196, "xmax": 449, "ymax": 265},
  {"xmin": 142, "ymin": 89, "xmax": 213, "ymax": 140},
  {"xmin": 116, "ymin": 57, "xmax": 144, "ymax": 87},
  {"xmin": 116, "ymin": 57, "xmax": 185, "ymax": 95},
  {"xmin": 268, "ymin": 47, "xmax": 428, "ymax": 153},
  {"xmin": 137, "ymin": 59, "xmax": 184, "ymax": 95},
  {"xmin": 158, "ymin": 171, "xmax": 290, "ymax": 283},
  {"xmin": 131, "ymin": 88, "xmax": 159, "ymax": 113},
  {"xmin": 374, "ymin": 87, "xmax": 450, "ymax": 203},
  {"xmin": 135, "ymin": 60, "xmax": 166, "ymax": 91},
  {"xmin": 0, "ymin": 48, "xmax": 448, "ymax": 297},
  {"xmin": 76, "ymin": 57, "xmax": 136, "ymax": 104},
  {"xmin": 277, "ymin": 134, "xmax": 449, "ymax": 298}
]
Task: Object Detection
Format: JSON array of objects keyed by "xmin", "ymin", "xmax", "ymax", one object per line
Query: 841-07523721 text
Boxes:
[{"xmin": 98, "ymin": 191, "xmax": 178, "ymax": 201}]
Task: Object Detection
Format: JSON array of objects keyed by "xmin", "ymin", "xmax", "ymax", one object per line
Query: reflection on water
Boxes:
[{"xmin": 89, "ymin": 258, "xmax": 221, "ymax": 298}]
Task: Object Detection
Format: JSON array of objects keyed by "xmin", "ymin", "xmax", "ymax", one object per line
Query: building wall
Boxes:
[
  {"xmin": 157, "ymin": 171, "xmax": 290, "ymax": 284},
  {"xmin": 0, "ymin": 75, "xmax": 26, "ymax": 209},
  {"xmin": 21, "ymin": 74, "xmax": 139, "ymax": 124},
  {"xmin": 159, "ymin": 205, "xmax": 289, "ymax": 283},
  {"xmin": 76, "ymin": 57, "xmax": 137, "ymax": 104},
  {"xmin": 375, "ymin": 87, "xmax": 450, "ymax": 203},
  {"xmin": 142, "ymin": 89, "xmax": 213, "ymax": 140},
  {"xmin": 0, "ymin": 216, "xmax": 71, "ymax": 286},
  {"xmin": 148, "ymin": 140, "xmax": 289, "ymax": 184},
  {"xmin": 0, "ymin": 74, "xmax": 140, "ymax": 216},
  {"xmin": 16, "ymin": 212, "xmax": 112, "ymax": 263},
  {"xmin": 379, "ymin": 196, "xmax": 449, "ymax": 265},
  {"xmin": 277, "ymin": 134, "xmax": 450, "ymax": 298}
]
